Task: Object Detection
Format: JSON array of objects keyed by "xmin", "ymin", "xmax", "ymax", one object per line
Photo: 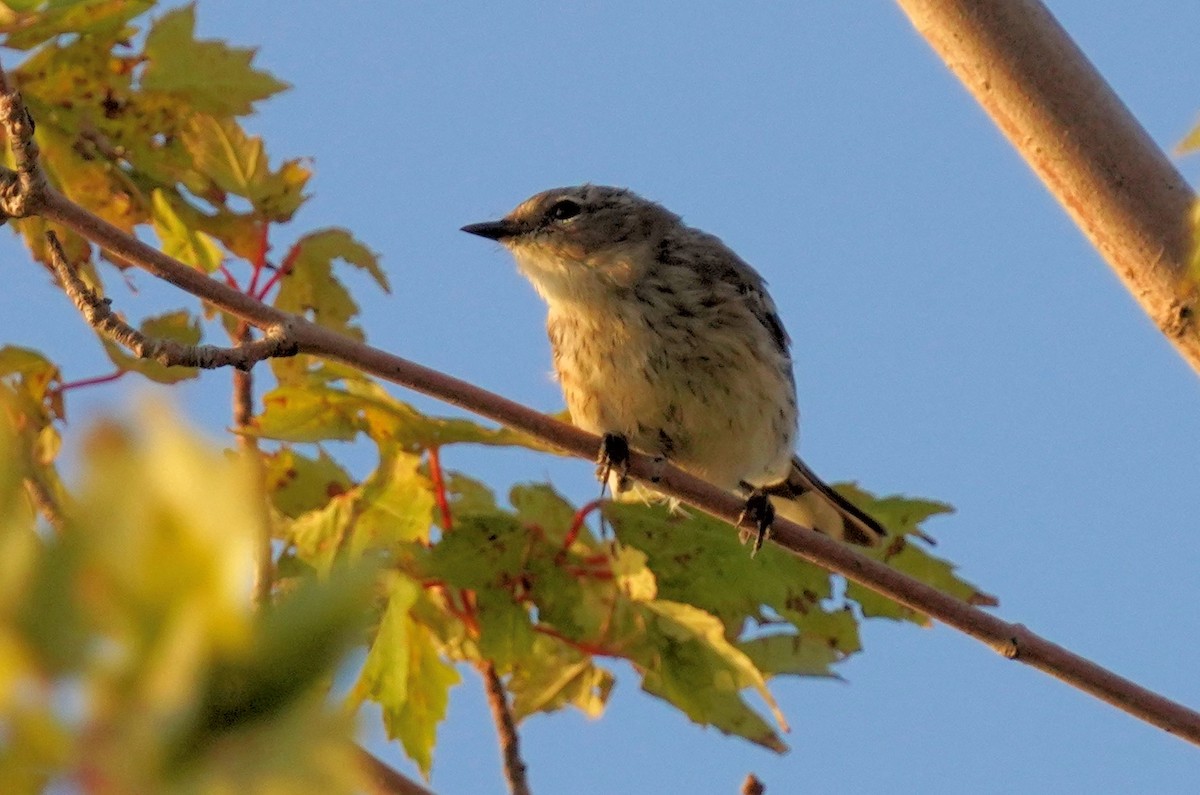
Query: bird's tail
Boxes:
[{"xmin": 766, "ymin": 457, "xmax": 886, "ymax": 546}]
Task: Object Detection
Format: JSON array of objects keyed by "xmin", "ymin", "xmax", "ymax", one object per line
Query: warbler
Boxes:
[{"xmin": 462, "ymin": 185, "xmax": 885, "ymax": 551}]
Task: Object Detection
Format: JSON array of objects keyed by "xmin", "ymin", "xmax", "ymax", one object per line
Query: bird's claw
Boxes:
[
  {"xmin": 737, "ymin": 490, "xmax": 775, "ymax": 557},
  {"xmin": 596, "ymin": 432, "xmax": 631, "ymax": 494}
]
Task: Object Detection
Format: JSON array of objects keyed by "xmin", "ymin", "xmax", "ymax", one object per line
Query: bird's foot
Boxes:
[
  {"xmin": 737, "ymin": 490, "xmax": 775, "ymax": 557},
  {"xmin": 596, "ymin": 432, "xmax": 631, "ymax": 494}
]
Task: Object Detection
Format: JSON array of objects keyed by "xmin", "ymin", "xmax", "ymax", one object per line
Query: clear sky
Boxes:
[{"xmin": 5, "ymin": 2, "xmax": 1200, "ymax": 793}]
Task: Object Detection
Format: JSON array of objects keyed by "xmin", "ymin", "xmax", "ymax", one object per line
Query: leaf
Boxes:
[
  {"xmin": 510, "ymin": 483, "xmax": 583, "ymax": 547},
  {"xmin": 286, "ymin": 493, "xmax": 356, "ymax": 576},
  {"xmin": 353, "ymin": 574, "xmax": 460, "ymax": 779},
  {"xmin": 182, "ymin": 115, "xmax": 268, "ymax": 200},
  {"xmin": 473, "ymin": 586, "xmax": 537, "ymax": 670},
  {"xmin": 508, "ymin": 634, "xmax": 614, "ymax": 721},
  {"xmin": 150, "ymin": 189, "xmax": 224, "ymax": 273},
  {"xmin": 255, "ymin": 378, "xmax": 556, "ymax": 453},
  {"xmin": 0, "ymin": 0, "xmax": 152, "ymax": 50},
  {"xmin": 738, "ymin": 613, "xmax": 857, "ymax": 679},
  {"xmin": 272, "ymin": 228, "xmax": 384, "ymax": 335},
  {"xmin": 832, "ymin": 485, "xmax": 998, "ymax": 623},
  {"xmin": 263, "ymin": 447, "xmax": 353, "ymax": 518},
  {"xmin": 99, "ymin": 309, "xmax": 203, "ymax": 384},
  {"xmin": 256, "ymin": 384, "xmax": 363, "ymax": 443},
  {"xmin": 1178, "ymin": 119, "xmax": 1200, "ymax": 155},
  {"xmin": 635, "ymin": 600, "xmax": 788, "ymax": 753},
  {"xmin": 352, "ymin": 450, "xmax": 435, "ymax": 552},
  {"xmin": 847, "ymin": 539, "xmax": 998, "ymax": 624},
  {"xmin": 180, "ymin": 115, "xmax": 311, "ymax": 221},
  {"xmin": 190, "ymin": 563, "xmax": 376, "ymax": 741},
  {"xmin": 141, "ymin": 4, "xmax": 289, "ymax": 116},
  {"xmin": 441, "ymin": 470, "xmax": 498, "ymax": 519},
  {"xmin": 603, "ymin": 501, "xmax": 833, "ymax": 635}
]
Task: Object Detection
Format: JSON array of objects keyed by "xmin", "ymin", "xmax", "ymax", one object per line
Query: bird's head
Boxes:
[{"xmin": 462, "ymin": 185, "xmax": 680, "ymax": 302}]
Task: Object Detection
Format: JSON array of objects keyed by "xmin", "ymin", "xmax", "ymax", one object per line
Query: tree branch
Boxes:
[
  {"xmin": 479, "ymin": 661, "xmax": 532, "ymax": 795},
  {"xmin": 3, "ymin": 68, "xmax": 1199, "ymax": 746},
  {"xmin": 740, "ymin": 774, "xmax": 765, "ymax": 795},
  {"xmin": 893, "ymin": 0, "xmax": 1200, "ymax": 373},
  {"xmin": 46, "ymin": 230, "xmax": 298, "ymax": 370},
  {"xmin": 355, "ymin": 746, "xmax": 436, "ymax": 795}
]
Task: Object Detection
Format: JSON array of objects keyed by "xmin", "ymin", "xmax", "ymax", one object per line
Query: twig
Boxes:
[
  {"xmin": 427, "ymin": 447, "xmax": 453, "ymax": 531},
  {"xmin": 893, "ymin": 0, "xmax": 1200, "ymax": 373},
  {"xmin": 2, "ymin": 65, "xmax": 1199, "ymax": 746},
  {"xmin": 740, "ymin": 774, "xmax": 765, "ymax": 795},
  {"xmin": 23, "ymin": 475, "xmax": 64, "ymax": 533},
  {"xmin": 46, "ymin": 231, "xmax": 298, "ymax": 371},
  {"xmin": 230, "ymin": 322, "xmax": 275, "ymax": 608},
  {"xmin": 479, "ymin": 661, "xmax": 532, "ymax": 795},
  {"xmin": 354, "ymin": 746, "xmax": 436, "ymax": 795}
]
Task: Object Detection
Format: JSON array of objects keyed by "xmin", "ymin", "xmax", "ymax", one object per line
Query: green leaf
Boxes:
[
  {"xmin": 286, "ymin": 493, "xmax": 355, "ymax": 576},
  {"xmin": 510, "ymin": 483, "xmax": 583, "ymax": 547},
  {"xmin": 99, "ymin": 309, "xmax": 202, "ymax": 384},
  {"xmin": 635, "ymin": 600, "xmax": 788, "ymax": 753},
  {"xmin": 508, "ymin": 634, "xmax": 614, "ymax": 721},
  {"xmin": 182, "ymin": 115, "xmax": 268, "ymax": 200},
  {"xmin": 263, "ymin": 447, "xmax": 353, "ymax": 518},
  {"xmin": 150, "ymin": 189, "xmax": 224, "ymax": 273},
  {"xmin": 473, "ymin": 586, "xmax": 536, "ymax": 670},
  {"xmin": 272, "ymin": 228, "xmax": 384, "ymax": 335},
  {"xmin": 353, "ymin": 450, "xmax": 435, "ymax": 552},
  {"xmin": 832, "ymin": 485, "xmax": 997, "ymax": 623},
  {"xmin": 255, "ymin": 378, "xmax": 556, "ymax": 453},
  {"xmin": 0, "ymin": 0, "xmax": 152, "ymax": 50},
  {"xmin": 441, "ymin": 470, "xmax": 498, "ymax": 520},
  {"xmin": 847, "ymin": 539, "xmax": 998, "ymax": 624},
  {"xmin": 738, "ymin": 613, "xmax": 858, "ymax": 679},
  {"xmin": 141, "ymin": 4, "xmax": 289, "ymax": 116},
  {"xmin": 190, "ymin": 562, "xmax": 376, "ymax": 741},
  {"xmin": 256, "ymin": 384, "xmax": 363, "ymax": 443},
  {"xmin": 354, "ymin": 574, "xmax": 460, "ymax": 778},
  {"xmin": 603, "ymin": 501, "xmax": 833, "ymax": 634}
]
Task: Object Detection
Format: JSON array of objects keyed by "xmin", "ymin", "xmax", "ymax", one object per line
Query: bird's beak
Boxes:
[{"xmin": 461, "ymin": 219, "xmax": 520, "ymax": 241}]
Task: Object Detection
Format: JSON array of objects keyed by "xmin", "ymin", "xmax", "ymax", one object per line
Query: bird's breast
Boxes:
[{"xmin": 545, "ymin": 292, "xmax": 797, "ymax": 489}]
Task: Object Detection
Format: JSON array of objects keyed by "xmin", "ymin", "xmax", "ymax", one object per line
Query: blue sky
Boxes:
[{"xmin": 5, "ymin": 2, "xmax": 1200, "ymax": 793}]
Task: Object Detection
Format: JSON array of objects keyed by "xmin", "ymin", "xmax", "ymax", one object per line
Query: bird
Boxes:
[{"xmin": 461, "ymin": 184, "xmax": 886, "ymax": 553}]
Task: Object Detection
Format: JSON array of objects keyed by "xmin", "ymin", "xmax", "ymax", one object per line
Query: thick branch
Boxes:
[
  {"xmin": 479, "ymin": 662, "xmax": 531, "ymax": 795},
  {"xmin": 3, "ymin": 73, "xmax": 1198, "ymax": 746},
  {"xmin": 894, "ymin": 0, "xmax": 1200, "ymax": 372}
]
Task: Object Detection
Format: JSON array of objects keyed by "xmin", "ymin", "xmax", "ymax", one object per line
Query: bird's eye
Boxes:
[{"xmin": 548, "ymin": 199, "xmax": 581, "ymax": 222}]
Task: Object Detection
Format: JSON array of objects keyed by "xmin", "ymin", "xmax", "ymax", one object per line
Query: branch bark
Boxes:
[
  {"xmin": 893, "ymin": 0, "xmax": 1200, "ymax": 372},
  {"xmin": 1, "ymin": 67, "xmax": 1197, "ymax": 744},
  {"xmin": 479, "ymin": 661, "xmax": 532, "ymax": 795}
]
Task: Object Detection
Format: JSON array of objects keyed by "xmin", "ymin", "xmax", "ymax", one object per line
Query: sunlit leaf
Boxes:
[
  {"xmin": 142, "ymin": 4, "xmax": 289, "ymax": 116},
  {"xmin": 150, "ymin": 189, "xmax": 224, "ymax": 273},
  {"xmin": 353, "ymin": 574, "xmax": 459, "ymax": 779},
  {"xmin": 263, "ymin": 446, "xmax": 353, "ymax": 518}
]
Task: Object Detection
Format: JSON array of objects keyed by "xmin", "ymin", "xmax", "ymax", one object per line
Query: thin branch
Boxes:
[
  {"xmin": 55, "ymin": 369, "xmax": 126, "ymax": 393},
  {"xmin": 893, "ymin": 0, "xmax": 1200, "ymax": 373},
  {"xmin": 479, "ymin": 661, "xmax": 532, "ymax": 795},
  {"xmin": 2, "ymin": 66, "xmax": 1199, "ymax": 746},
  {"xmin": 354, "ymin": 746, "xmax": 436, "ymax": 795},
  {"xmin": 47, "ymin": 230, "xmax": 299, "ymax": 371},
  {"xmin": 230, "ymin": 322, "xmax": 275, "ymax": 608},
  {"xmin": 23, "ymin": 475, "xmax": 64, "ymax": 533}
]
